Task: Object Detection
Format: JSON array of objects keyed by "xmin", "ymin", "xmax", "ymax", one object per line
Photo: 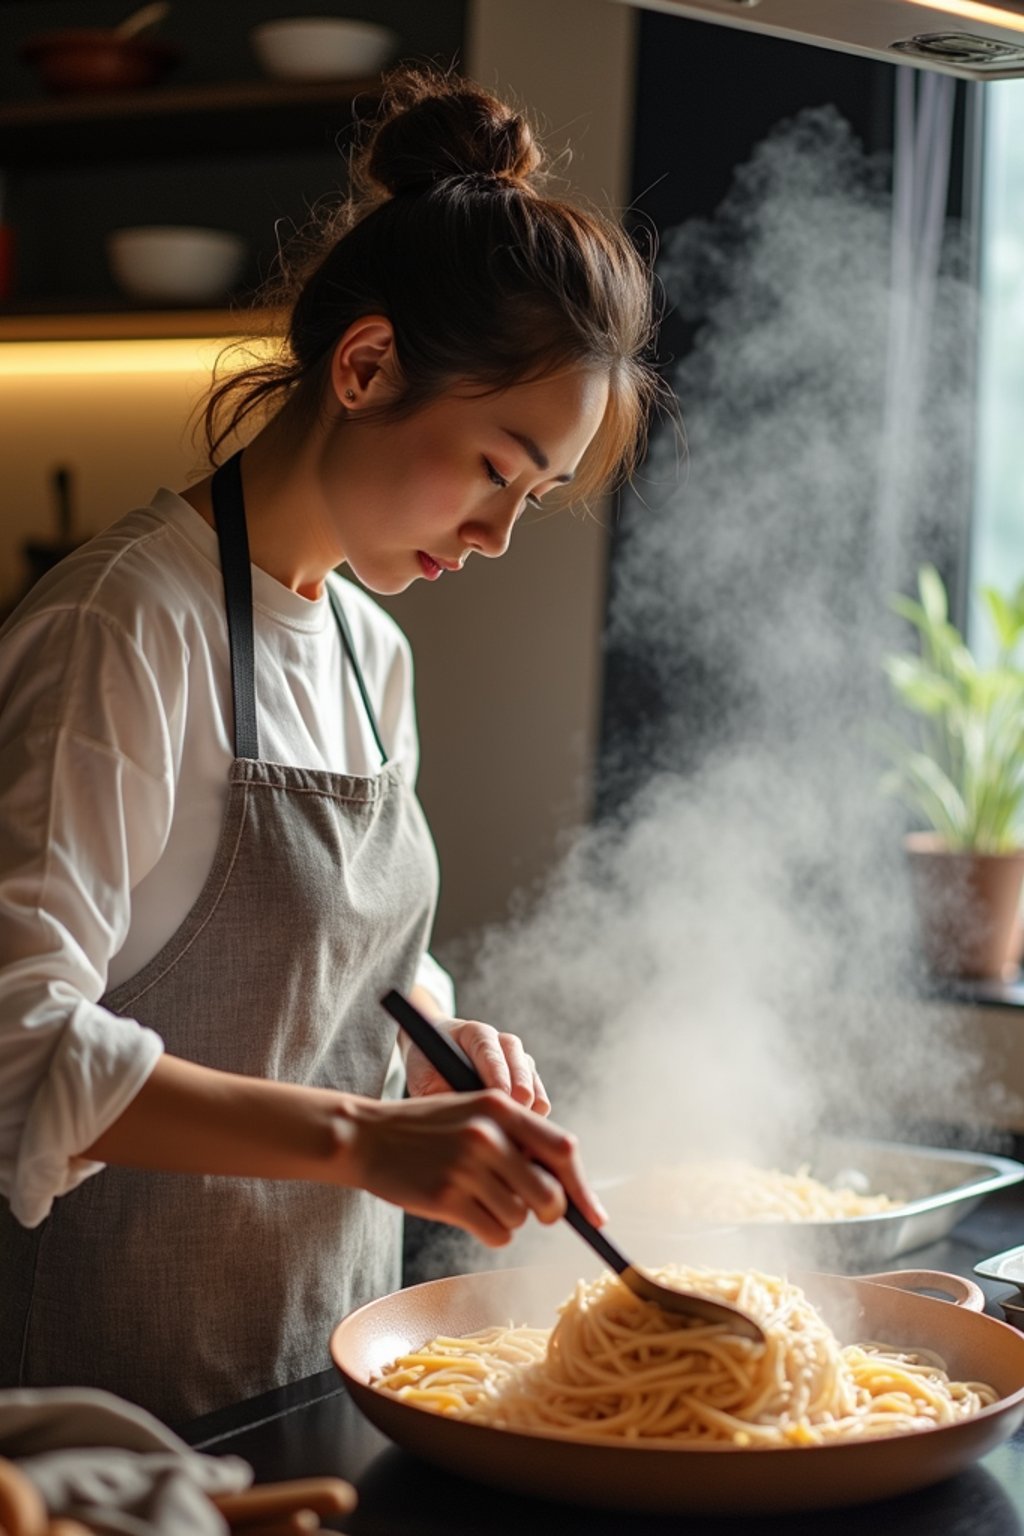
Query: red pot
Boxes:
[{"xmin": 21, "ymin": 30, "xmax": 180, "ymax": 96}]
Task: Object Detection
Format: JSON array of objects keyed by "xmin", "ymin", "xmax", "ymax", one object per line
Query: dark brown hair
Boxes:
[{"xmin": 203, "ymin": 68, "xmax": 664, "ymax": 503}]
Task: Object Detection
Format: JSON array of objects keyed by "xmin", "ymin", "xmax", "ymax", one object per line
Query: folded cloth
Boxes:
[{"xmin": 0, "ymin": 1388, "xmax": 251, "ymax": 1536}]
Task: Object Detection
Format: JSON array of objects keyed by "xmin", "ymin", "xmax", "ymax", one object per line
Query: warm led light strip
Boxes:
[
  {"xmin": 902, "ymin": 0, "xmax": 1024, "ymax": 32},
  {"xmin": 0, "ymin": 337, "xmax": 273, "ymax": 379}
]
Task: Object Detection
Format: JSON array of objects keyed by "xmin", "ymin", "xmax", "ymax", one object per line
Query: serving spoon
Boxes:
[{"xmin": 381, "ymin": 990, "xmax": 766, "ymax": 1343}]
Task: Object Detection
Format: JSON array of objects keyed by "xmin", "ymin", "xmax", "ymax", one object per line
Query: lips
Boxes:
[{"xmin": 418, "ymin": 552, "xmax": 462, "ymax": 580}]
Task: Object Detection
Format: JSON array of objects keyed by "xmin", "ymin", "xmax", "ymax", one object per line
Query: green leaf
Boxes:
[
  {"xmin": 981, "ymin": 587, "xmax": 1020, "ymax": 652},
  {"xmin": 918, "ymin": 564, "xmax": 949, "ymax": 628},
  {"xmin": 884, "ymin": 751, "xmax": 969, "ymax": 844},
  {"xmin": 948, "ymin": 643, "xmax": 978, "ymax": 688},
  {"xmin": 881, "ymin": 564, "xmax": 1024, "ymax": 851},
  {"xmin": 889, "ymin": 594, "xmax": 928, "ymax": 632},
  {"xmin": 883, "ymin": 657, "xmax": 959, "ymax": 716}
]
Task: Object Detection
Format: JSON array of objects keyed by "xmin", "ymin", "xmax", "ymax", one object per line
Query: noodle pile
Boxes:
[
  {"xmin": 625, "ymin": 1160, "xmax": 900, "ymax": 1224},
  {"xmin": 374, "ymin": 1266, "xmax": 997, "ymax": 1446}
]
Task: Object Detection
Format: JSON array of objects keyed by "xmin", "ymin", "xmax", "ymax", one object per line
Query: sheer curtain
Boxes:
[{"xmin": 878, "ymin": 67, "xmax": 957, "ymax": 595}]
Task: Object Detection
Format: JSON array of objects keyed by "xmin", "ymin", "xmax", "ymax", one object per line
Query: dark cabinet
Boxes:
[{"xmin": 0, "ymin": 0, "xmax": 466, "ymax": 334}]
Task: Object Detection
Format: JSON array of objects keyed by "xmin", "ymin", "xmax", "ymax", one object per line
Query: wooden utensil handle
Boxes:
[
  {"xmin": 212, "ymin": 1477, "xmax": 356, "ymax": 1523},
  {"xmin": 226, "ymin": 1515, "xmax": 319, "ymax": 1536}
]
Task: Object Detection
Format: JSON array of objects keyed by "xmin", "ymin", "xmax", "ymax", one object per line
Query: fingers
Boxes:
[
  {"xmin": 449, "ymin": 1021, "xmax": 551, "ymax": 1113},
  {"xmin": 451, "ymin": 1021, "xmax": 512, "ymax": 1095},
  {"xmin": 481, "ymin": 1092, "xmax": 608, "ymax": 1231},
  {"xmin": 444, "ymin": 1194, "xmax": 520, "ymax": 1248},
  {"xmin": 459, "ymin": 1111, "xmax": 564, "ymax": 1226},
  {"xmin": 463, "ymin": 1162, "xmax": 529, "ymax": 1236},
  {"xmin": 496, "ymin": 1033, "xmax": 540, "ymax": 1108},
  {"xmin": 530, "ymin": 1068, "xmax": 552, "ymax": 1117}
]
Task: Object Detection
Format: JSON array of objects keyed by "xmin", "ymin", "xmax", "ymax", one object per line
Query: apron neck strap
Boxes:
[
  {"xmin": 211, "ymin": 450, "xmax": 259, "ymax": 761},
  {"xmin": 211, "ymin": 449, "xmax": 390, "ymax": 768},
  {"xmin": 327, "ymin": 584, "xmax": 389, "ymax": 768}
]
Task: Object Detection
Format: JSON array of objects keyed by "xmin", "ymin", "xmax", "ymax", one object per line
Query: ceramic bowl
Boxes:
[
  {"xmin": 249, "ymin": 17, "xmax": 397, "ymax": 81},
  {"xmin": 107, "ymin": 225, "xmax": 247, "ymax": 305}
]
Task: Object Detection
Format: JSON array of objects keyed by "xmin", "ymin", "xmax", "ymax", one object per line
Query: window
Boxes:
[{"xmin": 971, "ymin": 83, "xmax": 1024, "ymax": 657}]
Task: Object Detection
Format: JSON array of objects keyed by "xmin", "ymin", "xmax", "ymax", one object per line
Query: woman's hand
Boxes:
[
  {"xmin": 404, "ymin": 1017, "xmax": 552, "ymax": 1115},
  {"xmin": 343, "ymin": 1089, "xmax": 606, "ymax": 1247}
]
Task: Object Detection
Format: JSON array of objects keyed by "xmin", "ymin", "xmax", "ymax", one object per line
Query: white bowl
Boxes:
[
  {"xmin": 250, "ymin": 17, "xmax": 396, "ymax": 81},
  {"xmin": 107, "ymin": 225, "xmax": 247, "ymax": 305}
]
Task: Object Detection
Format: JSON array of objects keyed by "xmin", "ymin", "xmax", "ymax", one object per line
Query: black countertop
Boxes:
[{"xmin": 183, "ymin": 1189, "xmax": 1024, "ymax": 1536}]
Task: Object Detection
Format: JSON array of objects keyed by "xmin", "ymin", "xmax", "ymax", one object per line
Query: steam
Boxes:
[{"xmin": 426, "ymin": 108, "xmax": 1015, "ymax": 1282}]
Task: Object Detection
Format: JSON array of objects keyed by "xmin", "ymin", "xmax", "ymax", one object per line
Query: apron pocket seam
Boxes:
[{"xmin": 113, "ymin": 783, "xmax": 252, "ymax": 1009}]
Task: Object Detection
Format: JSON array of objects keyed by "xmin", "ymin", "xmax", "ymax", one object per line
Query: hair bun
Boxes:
[{"xmin": 355, "ymin": 68, "xmax": 544, "ymax": 202}]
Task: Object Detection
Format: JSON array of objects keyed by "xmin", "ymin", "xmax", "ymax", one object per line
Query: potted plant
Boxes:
[{"xmin": 882, "ymin": 563, "xmax": 1024, "ymax": 980}]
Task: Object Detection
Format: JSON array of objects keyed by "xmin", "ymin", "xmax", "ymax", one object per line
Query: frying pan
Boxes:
[{"xmin": 330, "ymin": 1264, "xmax": 1024, "ymax": 1516}]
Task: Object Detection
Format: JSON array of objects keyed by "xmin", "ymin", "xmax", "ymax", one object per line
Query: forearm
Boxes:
[
  {"xmin": 77, "ymin": 1049, "xmax": 606, "ymax": 1247},
  {"xmin": 80, "ymin": 1053, "xmax": 359, "ymax": 1183}
]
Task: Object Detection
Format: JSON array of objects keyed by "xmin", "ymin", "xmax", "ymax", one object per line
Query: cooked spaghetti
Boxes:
[
  {"xmin": 373, "ymin": 1266, "xmax": 998, "ymax": 1446},
  {"xmin": 623, "ymin": 1159, "xmax": 900, "ymax": 1224}
]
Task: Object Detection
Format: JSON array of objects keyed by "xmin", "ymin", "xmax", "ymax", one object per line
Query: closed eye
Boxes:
[{"xmin": 483, "ymin": 458, "xmax": 546, "ymax": 512}]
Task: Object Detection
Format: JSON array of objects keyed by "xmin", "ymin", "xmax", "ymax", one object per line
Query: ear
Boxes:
[{"xmin": 329, "ymin": 315, "xmax": 398, "ymax": 409}]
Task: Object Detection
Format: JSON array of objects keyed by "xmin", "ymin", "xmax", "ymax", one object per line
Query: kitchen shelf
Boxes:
[
  {"xmin": 0, "ymin": 305, "xmax": 281, "ymax": 340},
  {"xmin": 0, "ymin": 76, "xmax": 381, "ymax": 165}
]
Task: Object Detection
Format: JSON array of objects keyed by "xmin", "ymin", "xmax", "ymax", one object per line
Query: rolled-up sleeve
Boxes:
[{"xmin": 0, "ymin": 605, "xmax": 172, "ymax": 1227}]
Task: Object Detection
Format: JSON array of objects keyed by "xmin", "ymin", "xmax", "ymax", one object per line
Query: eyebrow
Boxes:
[{"xmin": 501, "ymin": 428, "xmax": 575, "ymax": 484}]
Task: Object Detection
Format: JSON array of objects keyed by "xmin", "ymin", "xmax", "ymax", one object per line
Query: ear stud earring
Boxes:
[{"xmin": 344, "ymin": 389, "xmax": 356, "ymax": 402}]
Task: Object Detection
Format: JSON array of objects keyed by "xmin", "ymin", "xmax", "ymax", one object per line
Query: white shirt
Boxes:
[{"xmin": 0, "ymin": 488, "xmax": 453, "ymax": 1228}]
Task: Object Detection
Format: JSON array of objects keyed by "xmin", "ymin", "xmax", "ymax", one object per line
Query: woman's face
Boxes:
[{"xmin": 324, "ymin": 366, "xmax": 610, "ymax": 596}]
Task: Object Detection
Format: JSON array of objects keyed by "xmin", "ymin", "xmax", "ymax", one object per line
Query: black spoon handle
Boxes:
[{"xmin": 380, "ymin": 989, "xmax": 628, "ymax": 1275}]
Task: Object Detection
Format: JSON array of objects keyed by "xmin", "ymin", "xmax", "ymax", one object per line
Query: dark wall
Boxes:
[
  {"xmin": 628, "ymin": 16, "xmax": 896, "ymax": 223},
  {"xmin": 626, "ymin": 12, "xmax": 895, "ymax": 372}
]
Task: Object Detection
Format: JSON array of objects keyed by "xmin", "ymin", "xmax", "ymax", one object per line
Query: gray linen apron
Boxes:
[{"xmin": 0, "ymin": 451, "xmax": 440, "ymax": 1424}]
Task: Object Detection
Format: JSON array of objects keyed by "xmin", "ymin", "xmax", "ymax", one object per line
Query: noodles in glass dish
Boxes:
[{"xmin": 372, "ymin": 1265, "xmax": 997, "ymax": 1447}]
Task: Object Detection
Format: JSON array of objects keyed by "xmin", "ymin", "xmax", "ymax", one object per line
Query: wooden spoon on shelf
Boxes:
[
  {"xmin": 113, "ymin": 2, "xmax": 172, "ymax": 38},
  {"xmin": 212, "ymin": 1477, "xmax": 357, "ymax": 1529}
]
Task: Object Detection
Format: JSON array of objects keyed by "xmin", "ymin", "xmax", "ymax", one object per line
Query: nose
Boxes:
[{"xmin": 459, "ymin": 498, "xmax": 520, "ymax": 560}]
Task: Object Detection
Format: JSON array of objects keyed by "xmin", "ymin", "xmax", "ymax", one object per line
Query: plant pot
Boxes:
[{"xmin": 904, "ymin": 832, "xmax": 1024, "ymax": 981}]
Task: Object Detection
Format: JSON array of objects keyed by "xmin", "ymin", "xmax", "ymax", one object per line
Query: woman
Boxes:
[{"xmin": 0, "ymin": 70, "xmax": 660, "ymax": 1425}]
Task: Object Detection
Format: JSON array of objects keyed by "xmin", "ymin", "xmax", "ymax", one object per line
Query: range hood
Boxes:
[{"xmin": 612, "ymin": 0, "xmax": 1024, "ymax": 78}]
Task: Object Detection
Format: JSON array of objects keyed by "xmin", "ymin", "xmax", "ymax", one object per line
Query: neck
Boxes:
[{"xmin": 183, "ymin": 408, "xmax": 345, "ymax": 600}]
